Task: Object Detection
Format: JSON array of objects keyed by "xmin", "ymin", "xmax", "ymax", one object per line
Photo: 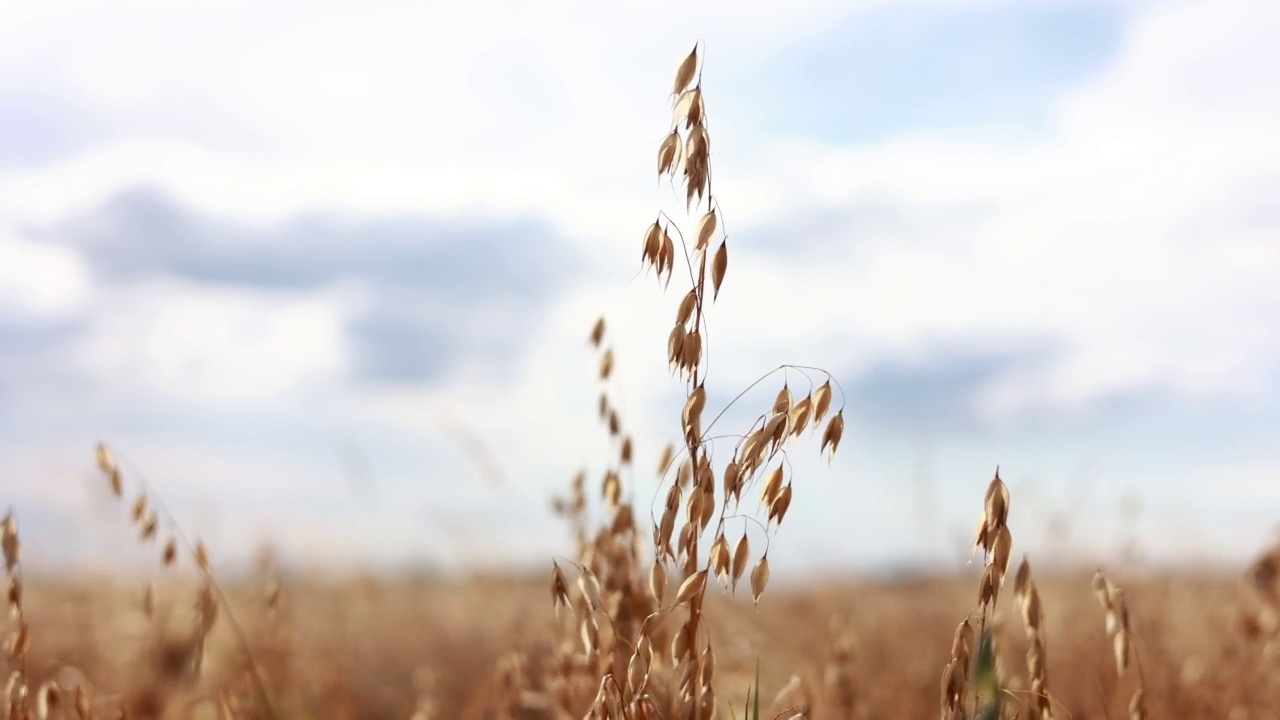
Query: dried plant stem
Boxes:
[
  {"xmin": 3, "ymin": 509, "xmax": 30, "ymax": 718},
  {"xmin": 1093, "ymin": 570, "xmax": 1147, "ymax": 720},
  {"xmin": 96, "ymin": 443, "xmax": 278, "ymax": 719},
  {"xmin": 545, "ymin": 44, "xmax": 845, "ymax": 720}
]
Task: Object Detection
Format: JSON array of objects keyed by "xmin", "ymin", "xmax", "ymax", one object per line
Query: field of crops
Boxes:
[{"xmin": 3, "ymin": 40, "xmax": 1277, "ymax": 720}]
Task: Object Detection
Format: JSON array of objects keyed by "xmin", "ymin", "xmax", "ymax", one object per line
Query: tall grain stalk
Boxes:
[{"xmin": 546, "ymin": 44, "xmax": 848, "ymax": 720}]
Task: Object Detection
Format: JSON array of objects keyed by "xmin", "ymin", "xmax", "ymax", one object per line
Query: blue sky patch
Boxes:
[{"xmin": 722, "ymin": 1, "xmax": 1124, "ymax": 144}]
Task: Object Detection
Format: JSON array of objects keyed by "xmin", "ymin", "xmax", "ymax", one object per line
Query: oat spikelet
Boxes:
[
  {"xmin": 722, "ymin": 461, "xmax": 740, "ymax": 504},
  {"xmin": 710, "ymin": 535, "xmax": 731, "ymax": 585},
  {"xmin": 1, "ymin": 514, "xmax": 17, "ymax": 573},
  {"xmin": 750, "ymin": 555, "xmax": 770, "ymax": 607},
  {"xmin": 660, "ymin": 225, "xmax": 676, "ymax": 285},
  {"xmin": 195, "ymin": 541, "xmax": 210, "ymax": 573},
  {"xmin": 657, "ymin": 443, "xmax": 675, "ymax": 478},
  {"xmin": 945, "ymin": 469, "xmax": 1015, "ymax": 718},
  {"xmin": 139, "ymin": 512, "xmax": 158, "ymax": 542},
  {"xmin": 789, "ymin": 394, "xmax": 813, "ymax": 438},
  {"xmin": 578, "ymin": 568, "xmax": 603, "ymax": 612},
  {"xmin": 627, "ymin": 645, "xmax": 650, "ymax": 697},
  {"xmin": 768, "ymin": 483, "xmax": 792, "ymax": 528},
  {"xmin": 1092, "ymin": 568, "xmax": 1145, "ymax": 719},
  {"xmin": 760, "ymin": 466, "xmax": 785, "ymax": 511},
  {"xmin": 677, "ymin": 289, "xmax": 698, "ymax": 326},
  {"xmin": 599, "ymin": 348, "xmax": 615, "ymax": 380},
  {"xmin": 551, "ymin": 562, "xmax": 571, "ymax": 618},
  {"xmin": 130, "ymin": 494, "xmax": 148, "ymax": 523},
  {"xmin": 731, "ymin": 534, "xmax": 750, "ymax": 592},
  {"xmin": 674, "ymin": 88, "xmax": 701, "ymax": 131},
  {"xmin": 675, "ymin": 570, "xmax": 707, "ymax": 607},
  {"xmin": 711, "ymin": 241, "xmax": 728, "ymax": 301},
  {"xmin": 643, "ymin": 220, "xmax": 662, "ymax": 268},
  {"xmin": 1092, "ymin": 570, "xmax": 1112, "ymax": 610},
  {"xmin": 1128, "ymin": 687, "xmax": 1147, "ymax": 720},
  {"xmin": 658, "ymin": 129, "xmax": 683, "ymax": 178},
  {"xmin": 683, "ymin": 384, "xmax": 707, "ymax": 436},
  {"xmin": 696, "ymin": 209, "xmax": 717, "ymax": 251},
  {"xmin": 74, "ymin": 685, "xmax": 89, "ymax": 720},
  {"xmin": 773, "ymin": 385, "xmax": 792, "ymax": 415},
  {"xmin": 813, "ymin": 381, "xmax": 833, "ymax": 425},
  {"xmin": 1015, "ymin": 557, "xmax": 1053, "ymax": 719},
  {"xmin": 649, "ymin": 560, "xmax": 666, "ymax": 606},
  {"xmin": 672, "ymin": 46, "xmax": 698, "ymax": 98},
  {"xmin": 95, "ymin": 442, "xmax": 114, "ymax": 475},
  {"xmin": 820, "ymin": 410, "xmax": 844, "ymax": 461},
  {"xmin": 590, "ymin": 317, "xmax": 606, "ymax": 347},
  {"xmin": 96, "ymin": 441, "xmax": 122, "ymax": 496},
  {"xmin": 35, "ymin": 680, "xmax": 59, "ymax": 720},
  {"xmin": 7, "ymin": 576, "xmax": 20, "ymax": 613}
]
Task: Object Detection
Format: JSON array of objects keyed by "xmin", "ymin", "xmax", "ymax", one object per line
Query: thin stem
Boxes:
[{"xmin": 112, "ymin": 449, "xmax": 278, "ymax": 719}]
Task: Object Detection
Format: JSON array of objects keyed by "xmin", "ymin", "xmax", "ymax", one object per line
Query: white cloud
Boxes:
[
  {"xmin": 0, "ymin": 0, "xmax": 887, "ymax": 244},
  {"xmin": 72, "ymin": 279, "xmax": 353, "ymax": 407},
  {"xmin": 0, "ymin": 228, "xmax": 90, "ymax": 319},
  {"xmin": 691, "ymin": 0, "xmax": 1280, "ymax": 423},
  {"xmin": 1, "ymin": 0, "xmax": 1279, "ymax": 571},
  {"xmin": 9, "ymin": 0, "xmax": 1272, "ymax": 427}
]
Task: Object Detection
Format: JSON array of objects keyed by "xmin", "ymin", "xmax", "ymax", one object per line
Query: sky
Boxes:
[{"xmin": 1, "ymin": 0, "xmax": 1278, "ymax": 579}]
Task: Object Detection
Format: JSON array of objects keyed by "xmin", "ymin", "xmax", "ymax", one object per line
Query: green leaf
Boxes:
[
  {"xmin": 753, "ymin": 658, "xmax": 761, "ymax": 720},
  {"xmin": 975, "ymin": 703, "xmax": 1001, "ymax": 720},
  {"xmin": 972, "ymin": 628, "xmax": 1002, "ymax": 718}
]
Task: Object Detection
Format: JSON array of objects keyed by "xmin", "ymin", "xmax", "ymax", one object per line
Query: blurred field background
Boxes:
[{"xmin": 2, "ymin": 0, "xmax": 1280, "ymax": 718}]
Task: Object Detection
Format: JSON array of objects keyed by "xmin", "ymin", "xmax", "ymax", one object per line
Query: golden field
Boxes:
[{"xmin": 4, "ymin": 568, "xmax": 1278, "ymax": 719}]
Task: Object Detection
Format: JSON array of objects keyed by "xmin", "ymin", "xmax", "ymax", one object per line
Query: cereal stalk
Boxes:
[
  {"xmin": 94, "ymin": 443, "xmax": 278, "ymax": 718},
  {"xmin": 549, "ymin": 44, "xmax": 846, "ymax": 720},
  {"xmin": 1092, "ymin": 570, "xmax": 1147, "ymax": 720}
]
